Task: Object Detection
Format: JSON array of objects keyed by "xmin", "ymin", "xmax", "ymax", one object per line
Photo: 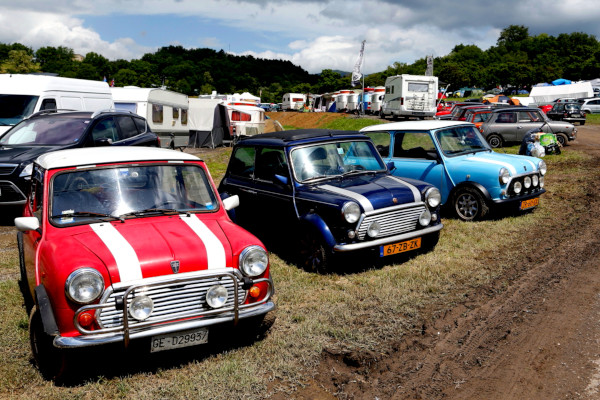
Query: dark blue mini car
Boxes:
[{"xmin": 219, "ymin": 129, "xmax": 443, "ymax": 272}]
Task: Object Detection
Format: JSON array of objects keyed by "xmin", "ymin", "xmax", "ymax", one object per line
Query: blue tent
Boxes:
[
  {"xmin": 552, "ymin": 78, "xmax": 572, "ymax": 85},
  {"xmin": 328, "ymin": 101, "xmax": 336, "ymax": 112}
]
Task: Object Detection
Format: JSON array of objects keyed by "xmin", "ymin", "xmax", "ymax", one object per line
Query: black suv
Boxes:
[
  {"xmin": 219, "ymin": 129, "xmax": 443, "ymax": 272},
  {"xmin": 0, "ymin": 110, "xmax": 159, "ymax": 207},
  {"xmin": 546, "ymin": 102, "xmax": 586, "ymax": 125}
]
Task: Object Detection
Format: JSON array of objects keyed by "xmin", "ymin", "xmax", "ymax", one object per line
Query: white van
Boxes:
[
  {"xmin": 380, "ymin": 74, "xmax": 438, "ymax": 119},
  {"xmin": 111, "ymin": 87, "xmax": 189, "ymax": 149},
  {"xmin": 0, "ymin": 74, "xmax": 113, "ymax": 134}
]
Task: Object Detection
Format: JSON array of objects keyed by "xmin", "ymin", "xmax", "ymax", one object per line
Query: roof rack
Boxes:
[{"xmin": 25, "ymin": 108, "xmax": 78, "ymax": 120}]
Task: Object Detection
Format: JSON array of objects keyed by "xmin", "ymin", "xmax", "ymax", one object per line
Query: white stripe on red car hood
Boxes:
[
  {"xmin": 180, "ymin": 214, "xmax": 226, "ymax": 269},
  {"xmin": 90, "ymin": 222, "xmax": 143, "ymax": 282}
]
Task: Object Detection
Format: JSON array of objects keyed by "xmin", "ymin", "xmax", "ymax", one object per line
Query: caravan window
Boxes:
[
  {"xmin": 231, "ymin": 111, "xmax": 251, "ymax": 122},
  {"xmin": 114, "ymin": 102, "xmax": 137, "ymax": 113},
  {"xmin": 408, "ymin": 82, "xmax": 429, "ymax": 92},
  {"xmin": 181, "ymin": 109, "xmax": 188, "ymax": 125},
  {"xmin": 173, "ymin": 107, "xmax": 179, "ymax": 120},
  {"xmin": 152, "ymin": 104, "xmax": 163, "ymax": 123}
]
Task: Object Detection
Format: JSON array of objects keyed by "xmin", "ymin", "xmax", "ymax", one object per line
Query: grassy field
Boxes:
[{"xmin": 0, "ymin": 117, "xmax": 590, "ymax": 399}]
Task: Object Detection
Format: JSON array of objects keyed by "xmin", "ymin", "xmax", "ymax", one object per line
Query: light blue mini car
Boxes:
[{"xmin": 361, "ymin": 121, "xmax": 547, "ymax": 221}]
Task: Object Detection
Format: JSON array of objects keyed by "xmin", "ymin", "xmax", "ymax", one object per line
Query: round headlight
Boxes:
[
  {"xmin": 425, "ymin": 187, "xmax": 441, "ymax": 208},
  {"xmin": 538, "ymin": 160, "xmax": 547, "ymax": 176},
  {"xmin": 342, "ymin": 201, "xmax": 361, "ymax": 223},
  {"xmin": 239, "ymin": 245, "xmax": 268, "ymax": 277},
  {"xmin": 539, "ymin": 176, "xmax": 545, "ymax": 188},
  {"xmin": 499, "ymin": 168, "xmax": 510, "ymax": 185},
  {"xmin": 524, "ymin": 176, "xmax": 532, "ymax": 188},
  {"xmin": 65, "ymin": 268, "xmax": 104, "ymax": 304},
  {"xmin": 419, "ymin": 209, "xmax": 432, "ymax": 226},
  {"xmin": 367, "ymin": 221, "xmax": 381, "ymax": 237},
  {"xmin": 532, "ymin": 175, "xmax": 539, "ymax": 187},
  {"xmin": 129, "ymin": 295, "xmax": 154, "ymax": 321},
  {"xmin": 513, "ymin": 181, "xmax": 522, "ymax": 194},
  {"xmin": 206, "ymin": 285, "xmax": 228, "ymax": 308}
]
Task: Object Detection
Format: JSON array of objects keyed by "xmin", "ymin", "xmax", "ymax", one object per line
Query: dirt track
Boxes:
[{"xmin": 278, "ymin": 122, "xmax": 600, "ymax": 399}]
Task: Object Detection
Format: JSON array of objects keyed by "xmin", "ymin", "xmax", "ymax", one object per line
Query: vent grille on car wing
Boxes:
[
  {"xmin": 97, "ymin": 277, "xmax": 247, "ymax": 329},
  {"xmin": 356, "ymin": 204, "xmax": 426, "ymax": 240}
]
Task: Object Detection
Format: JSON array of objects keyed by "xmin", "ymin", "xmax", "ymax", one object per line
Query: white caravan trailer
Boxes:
[
  {"xmin": 228, "ymin": 105, "xmax": 265, "ymax": 138},
  {"xmin": 0, "ymin": 74, "xmax": 113, "ymax": 134},
  {"xmin": 346, "ymin": 91, "xmax": 360, "ymax": 113},
  {"xmin": 370, "ymin": 86, "xmax": 386, "ymax": 113},
  {"xmin": 111, "ymin": 87, "xmax": 189, "ymax": 149},
  {"xmin": 282, "ymin": 93, "xmax": 306, "ymax": 111},
  {"xmin": 380, "ymin": 74, "xmax": 439, "ymax": 119},
  {"xmin": 336, "ymin": 90, "xmax": 352, "ymax": 112}
]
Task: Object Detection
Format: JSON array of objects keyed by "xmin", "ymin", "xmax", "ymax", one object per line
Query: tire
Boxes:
[
  {"xmin": 17, "ymin": 232, "xmax": 33, "ymax": 314},
  {"xmin": 379, "ymin": 110, "xmax": 386, "ymax": 120},
  {"xmin": 556, "ymin": 133, "xmax": 569, "ymax": 146},
  {"xmin": 298, "ymin": 231, "xmax": 329, "ymax": 273},
  {"xmin": 487, "ymin": 134, "xmax": 503, "ymax": 148},
  {"xmin": 452, "ymin": 187, "xmax": 489, "ymax": 221},
  {"xmin": 29, "ymin": 306, "xmax": 70, "ymax": 382},
  {"xmin": 580, "ymin": 121, "xmax": 585, "ymax": 126}
]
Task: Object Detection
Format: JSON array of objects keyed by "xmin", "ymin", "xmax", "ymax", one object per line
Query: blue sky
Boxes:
[{"xmin": 0, "ymin": 0, "xmax": 598, "ymax": 74}]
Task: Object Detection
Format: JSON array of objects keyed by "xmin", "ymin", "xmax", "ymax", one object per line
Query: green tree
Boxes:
[
  {"xmin": 0, "ymin": 49, "xmax": 40, "ymax": 73},
  {"xmin": 35, "ymin": 46, "xmax": 76, "ymax": 74}
]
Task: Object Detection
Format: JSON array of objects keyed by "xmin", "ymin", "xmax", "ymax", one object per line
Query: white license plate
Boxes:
[{"xmin": 150, "ymin": 327, "xmax": 208, "ymax": 353}]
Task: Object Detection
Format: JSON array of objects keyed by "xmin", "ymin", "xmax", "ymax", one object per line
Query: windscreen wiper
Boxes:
[
  {"xmin": 51, "ymin": 211, "xmax": 118, "ymax": 222},
  {"xmin": 117, "ymin": 208, "xmax": 180, "ymax": 219}
]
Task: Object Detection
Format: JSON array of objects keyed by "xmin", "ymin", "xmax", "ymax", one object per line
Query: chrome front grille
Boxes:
[
  {"xmin": 356, "ymin": 204, "xmax": 426, "ymax": 240},
  {"xmin": 97, "ymin": 276, "xmax": 247, "ymax": 329}
]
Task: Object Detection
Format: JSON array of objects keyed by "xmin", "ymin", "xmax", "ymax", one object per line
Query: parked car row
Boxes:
[{"xmin": 5, "ymin": 114, "xmax": 547, "ymax": 383}]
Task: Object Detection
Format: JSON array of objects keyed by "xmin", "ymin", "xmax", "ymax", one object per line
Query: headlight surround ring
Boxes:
[
  {"xmin": 499, "ymin": 167, "xmax": 510, "ymax": 185},
  {"xmin": 424, "ymin": 187, "xmax": 441, "ymax": 208},
  {"xmin": 65, "ymin": 268, "xmax": 104, "ymax": 305},
  {"xmin": 239, "ymin": 245, "xmax": 269, "ymax": 277},
  {"xmin": 342, "ymin": 201, "xmax": 361, "ymax": 223},
  {"xmin": 538, "ymin": 160, "xmax": 547, "ymax": 176}
]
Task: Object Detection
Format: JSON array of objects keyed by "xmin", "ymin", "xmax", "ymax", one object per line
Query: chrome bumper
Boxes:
[{"xmin": 333, "ymin": 224, "xmax": 443, "ymax": 252}]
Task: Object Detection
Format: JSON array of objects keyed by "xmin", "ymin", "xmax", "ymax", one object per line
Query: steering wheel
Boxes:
[{"xmin": 68, "ymin": 177, "xmax": 89, "ymax": 190}]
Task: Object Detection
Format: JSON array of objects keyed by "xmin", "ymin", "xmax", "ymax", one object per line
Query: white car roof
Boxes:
[
  {"xmin": 360, "ymin": 120, "xmax": 473, "ymax": 132},
  {"xmin": 36, "ymin": 146, "xmax": 200, "ymax": 170}
]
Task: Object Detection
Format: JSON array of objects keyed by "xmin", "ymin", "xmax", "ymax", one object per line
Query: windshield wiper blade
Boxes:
[
  {"xmin": 51, "ymin": 211, "xmax": 118, "ymax": 221},
  {"xmin": 118, "ymin": 208, "xmax": 180, "ymax": 219}
]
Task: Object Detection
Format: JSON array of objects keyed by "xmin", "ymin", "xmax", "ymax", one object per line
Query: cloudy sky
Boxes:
[{"xmin": 0, "ymin": 0, "xmax": 596, "ymax": 74}]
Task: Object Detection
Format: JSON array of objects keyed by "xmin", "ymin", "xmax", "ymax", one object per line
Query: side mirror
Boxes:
[
  {"xmin": 222, "ymin": 195, "xmax": 239, "ymax": 211},
  {"xmin": 386, "ymin": 161, "xmax": 396, "ymax": 172},
  {"xmin": 274, "ymin": 174, "xmax": 289, "ymax": 186},
  {"xmin": 15, "ymin": 217, "xmax": 40, "ymax": 232}
]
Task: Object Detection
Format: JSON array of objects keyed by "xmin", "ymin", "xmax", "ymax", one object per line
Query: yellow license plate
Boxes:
[
  {"xmin": 381, "ymin": 237, "xmax": 421, "ymax": 257},
  {"xmin": 520, "ymin": 197, "xmax": 539, "ymax": 210}
]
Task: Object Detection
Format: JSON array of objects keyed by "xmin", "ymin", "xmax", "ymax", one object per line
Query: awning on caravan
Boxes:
[{"xmin": 188, "ymin": 98, "xmax": 231, "ymax": 148}]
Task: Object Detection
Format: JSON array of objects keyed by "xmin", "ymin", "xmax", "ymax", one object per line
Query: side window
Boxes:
[
  {"xmin": 366, "ymin": 132, "xmax": 391, "ymax": 158},
  {"xmin": 40, "ymin": 98, "xmax": 57, "ymax": 111},
  {"xmin": 30, "ymin": 165, "xmax": 44, "ymax": 221},
  {"xmin": 133, "ymin": 117, "xmax": 147, "ymax": 133},
  {"xmin": 152, "ymin": 104, "xmax": 163, "ymax": 123},
  {"xmin": 115, "ymin": 116, "xmax": 139, "ymax": 139},
  {"xmin": 496, "ymin": 112, "xmax": 516, "ymax": 123},
  {"xmin": 91, "ymin": 117, "xmax": 119, "ymax": 144},
  {"xmin": 173, "ymin": 108, "xmax": 180, "ymax": 120},
  {"xmin": 229, "ymin": 146, "xmax": 256, "ymax": 179},
  {"xmin": 181, "ymin": 109, "xmax": 188, "ymax": 125},
  {"xmin": 393, "ymin": 131, "xmax": 436, "ymax": 159},
  {"xmin": 255, "ymin": 148, "xmax": 288, "ymax": 181}
]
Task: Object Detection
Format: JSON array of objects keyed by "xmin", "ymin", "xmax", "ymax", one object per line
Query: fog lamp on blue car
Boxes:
[
  {"xmin": 524, "ymin": 176, "xmax": 532, "ymax": 189},
  {"xmin": 367, "ymin": 221, "xmax": 381, "ymax": 237},
  {"xmin": 419, "ymin": 209, "xmax": 432, "ymax": 226},
  {"xmin": 532, "ymin": 175, "xmax": 539, "ymax": 187}
]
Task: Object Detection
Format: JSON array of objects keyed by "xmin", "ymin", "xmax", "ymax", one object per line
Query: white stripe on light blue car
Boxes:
[
  {"xmin": 470, "ymin": 157, "xmax": 518, "ymax": 175},
  {"xmin": 319, "ymin": 184, "xmax": 374, "ymax": 212}
]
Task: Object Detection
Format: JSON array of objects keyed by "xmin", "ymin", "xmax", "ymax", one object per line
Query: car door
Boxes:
[
  {"xmin": 21, "ymin": 165, "xmax": 44, "ymax": 294},
  {"xmin": 516, "ymin": 110, "xmax": 546, "ymax": 142},
  {"xmin": 589, "ymin": 99, "xmax": 600, "ymax": 114}
]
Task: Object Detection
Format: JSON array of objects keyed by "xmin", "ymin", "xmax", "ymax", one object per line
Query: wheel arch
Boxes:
[
  {"xmin": 298, "ymin": 213, "xmax": 337, "ymax": 250},
  {"xmin": 34, "ymin": 285, "xmax": 59, "ymax": 336},
  {"xmin": 449, "ymin": 181, "xmax": 492, "ymax": 203}
]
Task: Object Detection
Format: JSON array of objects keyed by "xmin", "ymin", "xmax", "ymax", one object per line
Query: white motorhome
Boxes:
[
  {"xmin": 282, "ymin": 93, "xmax": 306, "ymax": 111},
  {"xmin": 380, "ymin": 74, "xmax": 439, "ymax": 119},
  {"xmin": 0, "ymin": 74, "xmax": 113, "ymax": 134},
  {"xmin": 111, "ymin": 87, "xmax": 189, "ymax": 149},
  {"xmin": 228, "ymin": 105, "xmax": 265, "ymax": 138}
]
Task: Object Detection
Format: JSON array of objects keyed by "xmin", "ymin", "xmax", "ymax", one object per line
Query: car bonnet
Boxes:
[
  {"xmin": 302, "ymin": 174, "xmax": 425, "ymax": 211},
  {"xmin": 448, "ymin": 151, "xmax": 540, "ymax": 176},
  {"xmin": 72, "ymin": 215, "xmax": 234, "ymax": 285}
]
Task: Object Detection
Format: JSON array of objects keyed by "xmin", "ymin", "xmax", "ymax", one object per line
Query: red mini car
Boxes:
[{"xmin": 15, "ymin": 146, "xmax": 275, "ymax": 381}]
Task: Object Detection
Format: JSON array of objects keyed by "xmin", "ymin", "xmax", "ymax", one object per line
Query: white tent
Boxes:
[{"xmin": 530, "ymin": 81, "xmax": 593, "ymax": 103}]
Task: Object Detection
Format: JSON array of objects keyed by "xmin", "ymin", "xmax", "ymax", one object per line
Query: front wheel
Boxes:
[
  {"xmin": 29, "ymin": 307, "xmax": 70, "ymax": 382},
  {"xmin": 487, "ymin": 134, "xmax": 503, "ymax": 148},
  {"xmin": 298, "ymin": 231, "xmax": 330, "ymax": 273},
  {"xmin": 556, "ymin": 133, "xmax": 569, "ymax": 146},
  {"xmin": 452, "ymin": 187, "xmax": 489, "ymax": 221}
]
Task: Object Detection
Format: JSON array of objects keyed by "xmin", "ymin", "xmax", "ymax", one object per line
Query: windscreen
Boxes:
[
  {"xmin": 435, "ymin": 125, "xmax": 490, "ymax": 156},
  {"xmin": 50, "ymin": 164, "xmax": 219, "ymax": 225},
  {"xmin": 0, "ymin": 116, "xmax": 89, "ymax": 145}
]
